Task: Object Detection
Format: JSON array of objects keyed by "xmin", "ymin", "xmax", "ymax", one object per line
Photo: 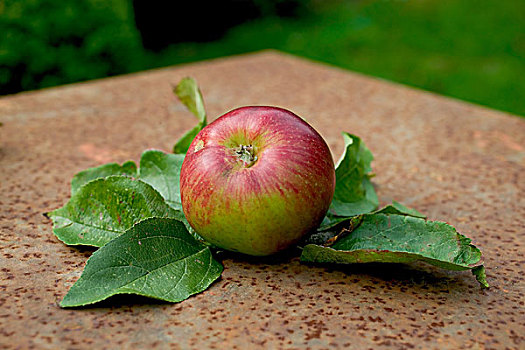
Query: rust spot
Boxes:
[{"xmin": 78, "ymin": 143, "xmax": 130, "ymax": 163}]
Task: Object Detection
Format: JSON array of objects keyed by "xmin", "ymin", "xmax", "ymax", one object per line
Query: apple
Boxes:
[{"xmin": 180, "ymin": 106, "xmax": 336, "ymax": 256}]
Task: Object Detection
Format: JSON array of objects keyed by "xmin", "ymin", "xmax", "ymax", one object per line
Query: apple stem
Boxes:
[{"xmin": 235, "ymin": 144, "xmax": 258, "ymax": 167}]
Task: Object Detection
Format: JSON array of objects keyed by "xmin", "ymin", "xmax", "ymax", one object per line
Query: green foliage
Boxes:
[
  {"xmin": 172, "ymin": 77, "xmax": 208, "ymax": 154},
  {"xmin": 71, "ymin": 161, "xmax": 137, "ymax": 195},
  {"xmin": 330, "ymin": 133, "xmax": 378, "ymax": 216},
  {"xmin": 61, "ymin": 218, "xmax": 223, "ymax": 307},
  {"xmin": 47, "ymin": 176, "xmax": 183, "ymax": 247},
  {"xmin": 0, "ymin": 0, "xmax": 142, "ymax": 93},
  {"xmin": 376, "ymin": 200, "xmax": 426, "ymax": 219},
  {"xmin": 48, "ymin": 148, "xmax": 199, "ymax": 247},
  {"xmin": 138, "ymin": 150, "xmax": 186, "ymax": 210},
  {"xmin": 301, "ymin": 208, "xmax": 489, "ymax": 288},
  {"xmin": 320, "ymin": 133, "xmax": 378, "ymax": 230},
  {"xmin": 2, "ymin": 0, "xmax": 524, "ymax": 117}
]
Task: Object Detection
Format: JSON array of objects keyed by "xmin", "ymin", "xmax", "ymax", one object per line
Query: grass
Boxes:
[
  {"xmin": 152, "ymin": 0, "xmax": 524, "ymax": 116},
  {"xmin": 2, "ymin": 0, "xmax": 524, "ymax": 117}
]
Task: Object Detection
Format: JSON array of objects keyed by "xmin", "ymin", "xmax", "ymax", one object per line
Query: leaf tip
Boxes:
[
  {"xmin": 58, "ymin": 293, "xmax": 77, "ymax": 308},
  {"xmin": 58, "ymin": 300, "xmax": 71, "ymax": 308},
  {"xmin": 472, "ymin": 265, "xmax": 489, "ymax": 289}
]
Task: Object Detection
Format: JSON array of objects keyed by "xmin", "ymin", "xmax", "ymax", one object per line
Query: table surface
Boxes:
[{"xmin": 1, "ymin": 51, "xmax": 524, "ymax": 349}]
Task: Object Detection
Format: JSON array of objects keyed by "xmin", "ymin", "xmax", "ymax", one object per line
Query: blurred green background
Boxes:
[{"xmin": 1, "ymin": 0, "xmax": 524, "ymax": 116}]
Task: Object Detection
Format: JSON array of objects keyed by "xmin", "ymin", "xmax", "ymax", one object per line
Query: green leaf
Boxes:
[
  {"xmin": 60, "ymin": 218, "xmax": 223, "ymax": 307},
  {"xmin": 138, "ymin": 150, "xmax": 185, "ymax": 211},
  {"xmin": 172, "ymin": 77, "xmax": 207, "ymax": 154},
  {"xmin": 472, "ymin": 266, "xmax": 489, "ymax": 288},
  {"xmin": 301, "ymin": 212, "xmax": 488, "ymax": 288},
  {"xmin": 320, "ymin": 201, "xmax": 425, "ymax": 232},
  {"xmin": 330, "ymin": 133, "xmax": 378, "ymax": 215},
  {"xmin": 71, "ymin": 161, "xmax": 137, "ymax": 195},
  {"xmin": 174, "ymin": 77, "xmax": 206, "ymax": 122},
  {"xmin": 137, "ymin": 149, "xmax": 203, "ymax": 240},
  {"xmin": 320, "ymin": 133, "xmax": 378, "ymax": 230},
  {"xmin": 375, "ymin": 201, "xmax": 426, "ymax": 218},
  {"xmin": 329, "ymin": 177, "xmax": 378, "ymax": 218},
  {"xmin": 48, "ymin": 176, "xmax": 183, "ymax": 247}
]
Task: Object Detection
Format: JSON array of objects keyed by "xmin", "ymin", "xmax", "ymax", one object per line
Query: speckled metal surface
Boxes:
[{"xmin": 1, "ymin": 51, "xmax": 524, "ymax": 349}]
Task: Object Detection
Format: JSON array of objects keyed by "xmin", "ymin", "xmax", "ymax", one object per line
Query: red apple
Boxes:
[{"xmin": 180, "ymin": 106, "xmax": 336, "ymax": 256}]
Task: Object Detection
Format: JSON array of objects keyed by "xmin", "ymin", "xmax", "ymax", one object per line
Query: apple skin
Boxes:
[{"xmin": 180, "ymin": 106, "xmax": 335, "ymax": 256}]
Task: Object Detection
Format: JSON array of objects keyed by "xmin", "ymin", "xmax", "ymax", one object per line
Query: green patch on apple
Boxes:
[{"xmin": 47, "ymin": 77, "xmax": 488, "ymax": 308}]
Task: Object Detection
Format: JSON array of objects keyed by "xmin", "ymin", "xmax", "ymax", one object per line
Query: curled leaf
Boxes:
[
  {"xmin": 320, "ymin": 133, "xmax": 378, "ymax": 230},
  {"xmin": 302, "ymin": 211, "xmax": 488, "ymax": 288},
  {"xmin": 172, "ymin": 77, "xmax": 207, "ymax": 154}
]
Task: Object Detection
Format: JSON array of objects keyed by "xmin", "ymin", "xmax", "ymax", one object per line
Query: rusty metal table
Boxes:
[{"xmin": 1, "ymin": 51, "xmax": 524, "ymax": 349}]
